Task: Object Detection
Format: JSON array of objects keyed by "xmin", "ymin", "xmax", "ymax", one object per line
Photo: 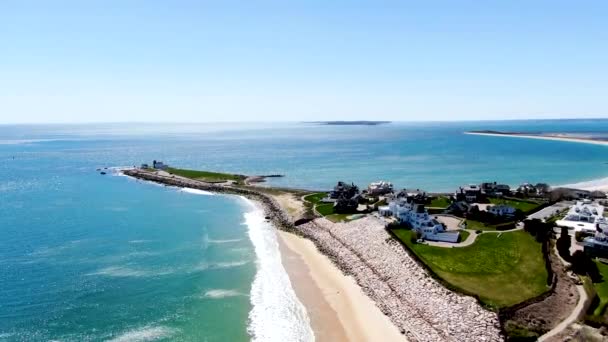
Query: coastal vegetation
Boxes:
[
  {"xmin": 167, "ymin": 167, "xmax": 246, "ymax": 183},
  {"xmin": 392, "ymin": 229, "xmax": 548, "ymax": 308}
]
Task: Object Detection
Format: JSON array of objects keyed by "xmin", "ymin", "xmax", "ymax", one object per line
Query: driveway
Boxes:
[{"xmin": 527, "ymin": 201, "xmax": 571, "ymax": 222}]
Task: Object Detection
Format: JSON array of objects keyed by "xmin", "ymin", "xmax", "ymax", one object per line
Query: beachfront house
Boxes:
[
  {"xmin": 387, "ymin": 198, "xmax": 459, "ymax": 243},
  {"xmin": 140, "ymin": 163, "xmax": 150, "ymax": 169},
  {"xmin": 516, "ymin": 183, "xmax": 538, "ymax": 196},
  {"xmin": 367, "ymin": 181, "xmax": 393, "ymax": 196},
  {"xmin": 488, "ymin": 204, "xmax": 516, "ymax": 217},
  {"xmin": 152, "ymin": 160, "xmax": 169, "ymax": 170},
  {"xmin": 480, "ymin": 182, "xmax": 511, "ymax": 197},
  {"xmin": 456, "ymin": 185, "xmax": 482, "ymax": 203},
  {"xmin": 330, "ymin": 181, "xmax": 359, "ymax": 200},
  {"xmin": 556, "ymin": 200, "xmax": 607, "ymax": 233}
]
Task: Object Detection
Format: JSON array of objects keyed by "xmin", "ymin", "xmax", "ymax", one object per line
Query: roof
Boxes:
[{"xmin": 425, "ymin": 232, "xmax": 460, "ymax": 243}]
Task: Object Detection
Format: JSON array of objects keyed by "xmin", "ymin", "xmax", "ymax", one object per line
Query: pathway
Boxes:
[{"xmin": 538, "ymin": 285, "xmax": 588, "ymax": 342}]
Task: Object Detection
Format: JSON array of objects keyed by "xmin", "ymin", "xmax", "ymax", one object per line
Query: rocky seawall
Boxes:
[
  {"xmin": 123, "ymin": 168, "xmax": 503, "ymax": 341},
  {"xmin": 298, "ymin": 217, "xmax": 503, "ymax": 342}
]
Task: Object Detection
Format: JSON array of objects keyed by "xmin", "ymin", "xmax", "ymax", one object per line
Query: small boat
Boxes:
[{"xmin": 100, "ymin": 171, "xmax": 107, "ymax": 175}]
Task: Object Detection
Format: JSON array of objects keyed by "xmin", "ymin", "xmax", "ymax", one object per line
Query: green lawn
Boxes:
[
  {"xmin": 392, "ymin": 229, "xmax": 548, "ymax": 308},
  {"xmin": 591, "ymin": 261, "xmax": 608, "ymax": 317},
  {"xmin": 459, "ymin": 230, "xmax": 470, "ymax": 242},
  {"xmin": 464, "ymin": 219, "xmax": 496, "ymax": 231},
  {"xmin": 429, "ymin": 196, "xmax": 451, "ymax": 208},
  {"xmin": 489, "ymin": 198, "xmax": 542, "ymax": 213},
  {"xmin": 167, "ymin": 167, "xmax": 245, "ymax": 183},
  {"xmin": 326, "ymin": 213, "xmax": 353, "ymax": 223},
  {"xmin": 315, "ymin": 203, "xmax": 335, "ymax": 216},
  {"xmin": 303, "ymin": 192, "xmax": 327, "ymax": 205}
]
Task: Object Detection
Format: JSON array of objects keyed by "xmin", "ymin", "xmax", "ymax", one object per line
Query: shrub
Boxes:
[
  {"xmin": 495, "ymin": 222, "xmax": 516, "ymax": 231},
  {"xmin": 410, "ymin": 231, "xmax": 422, "ymax": 244},
  {"xmin": 556, "ymin": 227, "xmax": 572, "ymax": 260}
]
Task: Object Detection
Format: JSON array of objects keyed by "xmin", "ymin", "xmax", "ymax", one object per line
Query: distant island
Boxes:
[{"xmin": 310, "ymin": 121, "xmax": 391, "ymax": 126}]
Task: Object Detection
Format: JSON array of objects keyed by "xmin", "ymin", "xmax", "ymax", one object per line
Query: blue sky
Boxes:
[{"xmin": 1, "ymin": 1, "xmax": 607, "ymax": 123}]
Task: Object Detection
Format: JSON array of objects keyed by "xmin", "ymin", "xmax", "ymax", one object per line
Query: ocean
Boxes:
[{"xmin": 1, "ymin": 120, "xmax": 608, "ymax": 341}]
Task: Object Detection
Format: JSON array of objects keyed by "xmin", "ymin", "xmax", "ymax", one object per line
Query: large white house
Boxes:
[
  {"xmin": 384, "ymin": 199, "xmax": 459, "ymax": 243},
  {"xmin": 368, "ymin": 181, "xmax": 393, "ymax": 195},
  {"xmin": 556, "ymin": 200, "xmax": 606, "ymax": 232},
  {"xmin": 488, "ymin": 204, "xmax": 516, "ymax": 217}
]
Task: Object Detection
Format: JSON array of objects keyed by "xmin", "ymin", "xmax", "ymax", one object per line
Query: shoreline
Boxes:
[
  {"xmin": 465, "ymin": 131, "xmax": 608, "ymax": 147},
  {"xmin": 466, "ymin": 131, "xmax": 608, "ymax": 191},
  {"xmin": 121, "ymin": 168, "xmax": 407, "ymax": 341},
  {"xmin": 278, "ymin": 230, "xmax": 406, "ymax": 342}
]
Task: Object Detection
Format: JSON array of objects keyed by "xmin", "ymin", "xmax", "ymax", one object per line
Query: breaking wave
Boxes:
[
  {"xmin": 180, "ymin": 188, "xmax": 215, "ymax": 196},
  {"xmin": 241, "ymin": 198, "xmax": 314, "ymax": 342}
]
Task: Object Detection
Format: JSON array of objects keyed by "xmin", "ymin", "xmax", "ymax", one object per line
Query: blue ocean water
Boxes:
[{"xmin": 1, "ymin": 120, "xmax": 608, "ymax": 341}]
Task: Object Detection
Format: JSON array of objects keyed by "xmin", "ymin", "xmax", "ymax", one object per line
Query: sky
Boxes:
[{"xmin": 0, "ymin": 0, "xmax": 607, "ymax": 123}]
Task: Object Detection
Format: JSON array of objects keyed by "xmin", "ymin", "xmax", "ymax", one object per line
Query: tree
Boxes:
[
  {"xmin": 523, "ymin": 218, "xmax": 552, "ymax": 242},
  {"xmin": 571, "ymin": 251, "xmax": 602, "ymax": 282},
  {"xmin": 556, "ymin": 226, "xmax": 571, "ymax": 260}
]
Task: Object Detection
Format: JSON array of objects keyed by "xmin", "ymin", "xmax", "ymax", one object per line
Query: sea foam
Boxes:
[
  {"xmin": 180, "ymin": 188, "xmax": 215, "ymax": 196},
  {"xmin": 107, "ymin": 325, "xmax": 176, "ymax": 342},
  {"xmin": 241, "ymin": 198, "xmax": 315, "ymax": 342},
  {"xmin": 202, "ymin": 289, "xmax": 245, "ymax": 299}
]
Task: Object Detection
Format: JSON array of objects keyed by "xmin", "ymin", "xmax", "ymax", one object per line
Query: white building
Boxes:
[
  {"xmin": 488, "ymin": 204, "xmax": 516, "ymax": 217},
  {"xmin": 556, "ymin": 200, "xmax": 606, "ymax": 232},
  {"xmin": 387, "ymin": 199, "xmax": 459, "ymax": 242},
  {"xmin": 368, "ymin": 181, "xmax": 393, "ymax": 195}
]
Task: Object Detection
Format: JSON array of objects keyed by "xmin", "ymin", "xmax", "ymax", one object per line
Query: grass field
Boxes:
[
  {"xmin": 489, "ymin": 198, "xmax": 542, "ymax": 213},
  {"xmin": 429, "ymin": 196, "xmax": 451, "ymax": 208},
  {"xmin": 459, "ymin": 230, "xmax": 470, "ymax": 242},
  {"xmin": 392, "ymin": 229, "xmax": 548, "ymax": 308},
  {"xmin": 315, "ymin": 203, "xmax": 335, "ymax": 216},
  {"xmin": 326, "ymin": 213, "xmax": 353, "ymax": 223},
  {"xmin": 303, "ymin": 192, "xmax": 327, "ymax": 205},
  {"xmin": 591, "ymin": 261, "xmax": 608, "ymax": 317},
  {"xmin": 167, "ymin": 167, "xmax": 245, "ymax": 183},
  {"xmin": 464, "ymin": 219, "xmax": 508, "ymax": 231}
]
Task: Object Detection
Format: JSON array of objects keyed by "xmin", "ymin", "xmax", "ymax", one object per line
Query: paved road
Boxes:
[{"xmin": 527, "ymin": 201, "xmax": 572, "ymax": 221}]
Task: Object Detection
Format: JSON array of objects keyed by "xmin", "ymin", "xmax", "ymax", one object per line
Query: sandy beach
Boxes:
[
  {"xmin": 466, "ymin": 131, "xmax": 608, "ymax": 147},
  {"xmin": 278, "ymin": 230, "xmax": 406, "ymax": 342},
  {"xmin": 467, "ymin": 131, "xmax": 608, "ymax": 192}
]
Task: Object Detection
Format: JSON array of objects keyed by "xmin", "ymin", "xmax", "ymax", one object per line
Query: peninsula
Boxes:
[
  {"xmin": 466, "ymin": 130, "xmax": 608, "ymax": 147},
  {"xmin": 121, "ymin": 164, "xmax": 608, "ymax": 341},
  {"xmin": 309, "ymin": 120, "xmax": 391, "ymax": 126}
]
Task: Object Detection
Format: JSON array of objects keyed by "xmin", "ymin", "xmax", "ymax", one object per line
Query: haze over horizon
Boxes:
[{"xmin": 1, "ymin": 1, "xmax": 607, "ymax": 124}]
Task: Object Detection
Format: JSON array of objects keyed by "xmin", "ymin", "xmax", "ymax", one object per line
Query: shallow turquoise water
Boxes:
[{"xmin": 1, "ymin": 120, "xmax": 608, "ymax": 341}]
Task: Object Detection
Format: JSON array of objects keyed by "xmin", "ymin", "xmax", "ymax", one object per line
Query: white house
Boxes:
[
  {"xmin": 488, "ymin": 204, "xmax": 516, "ymax": 217},
  {"xmin": 387, "ymin": 199, "xmax": 459, "ymax": 242},
  {"xmin": 556, "ymin": 200, "xmax": 606, "ymax": 232},
  {"xmin": 378, "ymin": 205, "xmax": 392, "ymax": 217},
  {"xmin": 368, "ymin": 181, "xmax": 393, "ymax": 195}
]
